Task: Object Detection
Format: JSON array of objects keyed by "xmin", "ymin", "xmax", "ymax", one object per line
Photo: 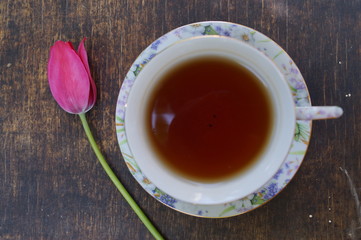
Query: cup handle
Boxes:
[{"xmin": 295, "ymin": 106, "xmax": 343, "ymax": 120}]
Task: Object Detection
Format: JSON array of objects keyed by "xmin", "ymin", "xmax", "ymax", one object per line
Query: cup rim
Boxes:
[{"xmin": 124, "ymin": 35, "xmax": 296, "ymax": 205}]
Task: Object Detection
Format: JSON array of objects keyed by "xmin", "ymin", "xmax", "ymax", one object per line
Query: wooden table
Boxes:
[{"xmin": 1, "ymin": 0, "xmax": 360, "ymax": 239}]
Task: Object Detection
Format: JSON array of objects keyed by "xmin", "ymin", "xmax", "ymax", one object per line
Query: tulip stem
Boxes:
[{"xmin": 79, "ymin": 113, "xmax": 164, "ymax": 240}]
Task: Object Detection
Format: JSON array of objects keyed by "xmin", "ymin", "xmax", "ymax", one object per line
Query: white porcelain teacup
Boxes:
[{"xmin": 124, "ymin": 36, "xmax": 342, "ymax": 205}]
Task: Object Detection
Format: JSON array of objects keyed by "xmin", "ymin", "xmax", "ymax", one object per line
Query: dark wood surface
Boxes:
[{"xmin": 1, "ymin": 0, "xmax": 360, "ymax": 239}]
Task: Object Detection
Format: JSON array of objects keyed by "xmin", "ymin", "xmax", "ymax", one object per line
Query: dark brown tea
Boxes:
[{"xmin": 146, "ymin": 56, "xmax": 273, "ymax": 183}]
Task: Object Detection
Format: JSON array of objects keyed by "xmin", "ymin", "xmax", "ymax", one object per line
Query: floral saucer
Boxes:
[{"xmin": 115, "ymin": 21, "xmax": 312, "ymax": 218}]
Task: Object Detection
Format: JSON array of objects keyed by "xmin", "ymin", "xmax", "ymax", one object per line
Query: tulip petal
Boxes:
[
  {"xmin": 66, "ymin": 41, "xmax": 75, "ymax": 50},
  {"xmin": 48, "ymin": 41, "xmax": 90, "ymax": 114},
  {"xmin": 77, "ymin": 38, "xmax": 97, "ymax": 110}
]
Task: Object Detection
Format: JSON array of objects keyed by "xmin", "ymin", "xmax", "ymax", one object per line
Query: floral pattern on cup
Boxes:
[
  {"xmin": 115, "ymin": 21, "xmax": 312, "ymax": 218},
  {"xmin": 296, "ymin": 106, "xmax": 343, "ymax": 120}
]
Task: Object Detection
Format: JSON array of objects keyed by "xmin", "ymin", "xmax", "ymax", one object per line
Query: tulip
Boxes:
[
  {"xmin": 48, "ymin": 38, "xmax": 96, "ymax": 114},
  {"xmin": 47, "ymin": 39, "xmax": 163, "ymax": 240}
]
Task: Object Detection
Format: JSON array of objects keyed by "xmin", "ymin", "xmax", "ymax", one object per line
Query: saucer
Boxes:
[{"xmin": 115, "ymin": 21, "xmax": 312, "ymax": 218}]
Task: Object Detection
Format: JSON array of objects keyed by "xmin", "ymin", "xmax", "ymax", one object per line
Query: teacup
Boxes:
[{"xmin": 124, "ymin": 36, "xmax": 342, "ymax": 205}]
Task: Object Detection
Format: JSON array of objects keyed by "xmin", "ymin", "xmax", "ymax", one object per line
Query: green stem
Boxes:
[{"xmin": 79, "ymin": 113, "xmax": 164, "ymax": 240}]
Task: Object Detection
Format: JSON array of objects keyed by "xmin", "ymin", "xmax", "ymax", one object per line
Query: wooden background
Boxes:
[{"xmin": 1, "ymin": 0, "xmax": 360, "ymax": 239}]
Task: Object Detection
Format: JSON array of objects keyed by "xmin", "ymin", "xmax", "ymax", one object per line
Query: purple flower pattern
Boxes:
[
  {"xmin": 159, "ymin": 194, "xmax": 177, "ymax": 208},
  {"xmin": 264, "ymin": 182, "xmax": 278, "ymax": 200}
]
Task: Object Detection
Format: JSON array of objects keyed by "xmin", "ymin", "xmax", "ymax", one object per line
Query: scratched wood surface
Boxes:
[{"xmin": 1, "ymin": 0, "xmax": 360, "ymax": 239}]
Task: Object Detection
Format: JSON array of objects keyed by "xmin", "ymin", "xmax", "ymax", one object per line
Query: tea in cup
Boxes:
[{"xmin": 124, "ymin": 36, "xmax": 342, "ymax": 205}]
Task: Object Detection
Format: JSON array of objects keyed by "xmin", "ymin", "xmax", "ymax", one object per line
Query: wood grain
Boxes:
[{"xmin": 1, "ymin": 0, "xmax": 360, "ymax": 239}]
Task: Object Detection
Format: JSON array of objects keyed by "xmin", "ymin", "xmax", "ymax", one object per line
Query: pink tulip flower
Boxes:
[
  {"xmin": 48, "ymin": 38, "xmax": 96, "ymax": 114},
  {"xmin": 47, "ymin": 38, "xmax": 163, "ymax": 240}
]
